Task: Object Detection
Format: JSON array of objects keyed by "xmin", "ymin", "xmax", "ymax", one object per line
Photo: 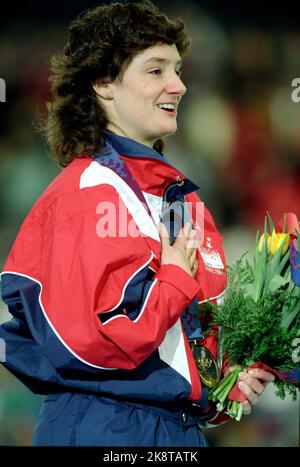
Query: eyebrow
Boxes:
[{"xmin": 143, "ymin": 57, "xmax": 182, "ymax": 67}]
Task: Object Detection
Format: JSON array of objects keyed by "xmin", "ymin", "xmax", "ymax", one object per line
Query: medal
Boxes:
[{"xmin": 189, "ymin": 339, "xmax": 221, "ymax": 389}]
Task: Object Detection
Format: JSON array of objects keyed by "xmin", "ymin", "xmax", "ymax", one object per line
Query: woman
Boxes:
[{"xmin": 0, "ymin": 1, "xmax": 274, "ymax": 446}]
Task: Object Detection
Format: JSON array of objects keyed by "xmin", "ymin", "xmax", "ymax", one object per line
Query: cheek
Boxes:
[{"xmin": 141, "ymin": 81, "xmax": 161, "ymax": 101}]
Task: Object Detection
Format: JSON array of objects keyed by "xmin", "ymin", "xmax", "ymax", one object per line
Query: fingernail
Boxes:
[
  {"xmin": 239, "ymin": 371, "xmax": 246, "ymax": 379},
  {"xmin": 248, "ymin": 370, "xmax": 255, "ymax": 376}
]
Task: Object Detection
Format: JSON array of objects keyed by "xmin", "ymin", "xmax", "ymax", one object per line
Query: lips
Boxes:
[
  {"xmin": 157, "ymin": 104, "xmax": 177, "ymax": 116},
  {"xmin": 157, "ymin": 102, "xmax": 177, "ymax": 109}
]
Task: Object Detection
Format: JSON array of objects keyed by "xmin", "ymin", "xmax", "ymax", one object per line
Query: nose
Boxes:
[{"xmin": 166, "ymin": 71, "xmax": 187, "ymax": 96}]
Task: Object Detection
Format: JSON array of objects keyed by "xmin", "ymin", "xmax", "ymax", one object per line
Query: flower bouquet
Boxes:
[{"xmin": 207, "ymin": 212, "xmax": 300, "ymax": 421}]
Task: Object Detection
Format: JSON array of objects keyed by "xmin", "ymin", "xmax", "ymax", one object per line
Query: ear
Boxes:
[{"xmin": 92, "ymin": 78, "xmax": 113, "ymax": 100}]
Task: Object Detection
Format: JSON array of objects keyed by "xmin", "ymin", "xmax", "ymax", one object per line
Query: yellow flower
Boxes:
[
  {"xmin": 268, "ymin": 230, "xmax": 289, "ymax": 256},
  {"xmin": 258, "ymin": 231, "xmax": 289, "ymax": 255},
  {"xmin": 257, "ymin": 233, "xmax": 270, "ymax": 254}
]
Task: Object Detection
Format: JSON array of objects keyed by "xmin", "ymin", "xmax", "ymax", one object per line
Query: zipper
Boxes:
[
  {"xmin": 160, "ymin": 177, "xmax": 186, "ymax": 245},
  {"xmin": 162, "ymin": 176, "xmax": 185, "ymax": 204},
  {"xmin": 160, "ymin": 175, "xmax": 199, "ymax": 243}
]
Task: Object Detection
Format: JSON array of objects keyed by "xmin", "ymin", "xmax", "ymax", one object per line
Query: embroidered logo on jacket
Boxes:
[{"xmin": 200, "ymin": 237, "xmax": 224, "ymax": 274}]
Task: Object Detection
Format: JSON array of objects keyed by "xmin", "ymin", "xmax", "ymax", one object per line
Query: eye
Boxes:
[{"xmin": 149, "ymin": 69, "xmax": 162, "ymax": 75}]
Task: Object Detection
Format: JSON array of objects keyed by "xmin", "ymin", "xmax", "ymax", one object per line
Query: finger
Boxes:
[
  {"xmin": 187, "ymin": 232, "xmax": 198, "ymax": 259},
  {"xmin": 184, "ymin": 228, "xmax": 198, "ymax": 256},
  {"xmin": 238, "ymin": 379, "xmax": 259, "ymax": 405},
  {"xmin": 191, "ymin": 259, "xmax": 198, "ymax": 277},
  {"xmin": 186, "ymin": 229, "xmax": 198, "ymax": 251},
  {"xmin": 239, "ymin": 371, "xmax": 265, "ymax": 396},
  {"xmin": 247, "ymin": 368, "xmax": 275, "ymax": 383},
  {"xmin": 188, "ymin": 248, "xmax": 197, "ymax": 265},
  {"xmin": 242, "ymin": 401, "xmax": 252, "ymax": 415},
  {"xmin": 185, "ymin": 220, "xmax": 192, "ymax": 232},
  {"xmin": 224, "ymin": 364, "xmax": 237, "ymax": 377},
  {"xmin": 182, "ymin": 221, "xmax": 192, "ymax": 240},
  {"xmin": 158, "ymin": 222, "xmax": 170, "ymax": 248},
  {"xmin": 173, "ymin": 222, "xmax": 191, "ymax": 247}
]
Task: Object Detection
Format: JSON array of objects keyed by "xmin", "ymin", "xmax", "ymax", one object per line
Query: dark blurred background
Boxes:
[{"xmin": 0, "ymin": 0, "xmax": 299, "ymax": 446}]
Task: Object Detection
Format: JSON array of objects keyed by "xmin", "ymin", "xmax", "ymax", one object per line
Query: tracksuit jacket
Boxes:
[{"xmin": 0, "ymin": 131, "xmax": 229, "ymax": 446}]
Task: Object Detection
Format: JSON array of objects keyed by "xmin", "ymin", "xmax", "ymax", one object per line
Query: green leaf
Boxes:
[
  {"xmin": 268, "ymin": 274, "xmax": 289, "ymax": 292},
  {"xmin": 253, "ymin": 218, "xmax": 268, "ymax": 302},
  {"xmin": 282, "ymin": 213, "xmax": 287, "ymax": 234},
  {"xmin": 267, "ymin": 211, "xmax": 274, "ymax": 232},
  {"xmin": 281, "ymin": 300, "xmax": 300, "ymax": 329},
  {"xmin": 281, "ymin": 285, "xmax": 300, "ymax": 328},
  {"xmin": 264, "ymin": 242, "xmax": 290, "ymax": 293}
]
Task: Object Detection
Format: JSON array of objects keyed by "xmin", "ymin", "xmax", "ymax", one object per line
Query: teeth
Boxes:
[{"xmin": 158, "ymin": 104, "xmax": 176, "ymax": 110}]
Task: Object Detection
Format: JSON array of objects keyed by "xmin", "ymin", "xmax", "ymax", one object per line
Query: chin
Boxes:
[{"xmin": 158, "ymin": 124, "xmax": 178, "ymax": 139}]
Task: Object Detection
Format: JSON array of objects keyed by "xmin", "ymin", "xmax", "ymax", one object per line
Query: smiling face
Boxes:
[{"xmin": 93, "ymin": 43, "xmax": 187, "ymax": 147}]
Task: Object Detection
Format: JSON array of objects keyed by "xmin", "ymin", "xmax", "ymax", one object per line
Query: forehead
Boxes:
[{"xmin": 130, "ymin": 43, "xmax": 181, "ymax": 67}]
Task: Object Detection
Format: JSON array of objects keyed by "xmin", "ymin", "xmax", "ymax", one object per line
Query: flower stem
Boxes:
[
  {"xmin": 218, "ymin": 368, "xmax": 240, "ymax": 403},
  {"xmin": 209, "ymin": 370, "xmax": 236, "ymax": 400},
  {"xmin": 236, "ymin": 402, "xmax": 244, "ymax": 421}
]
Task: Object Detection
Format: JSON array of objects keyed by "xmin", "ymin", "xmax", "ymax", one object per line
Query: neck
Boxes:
[{"xmin": 106, "ymin": 123, "xmax": 155, "ymax": 148}]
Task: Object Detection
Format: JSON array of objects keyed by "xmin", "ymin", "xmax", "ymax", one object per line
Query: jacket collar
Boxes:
[
  {"xmin": 101, "ymin": 130, "xmax": 200, "ymax": 198},
  {"xmin": 103, "ymin": 130, "xmax": 174, "ymax": 166}
]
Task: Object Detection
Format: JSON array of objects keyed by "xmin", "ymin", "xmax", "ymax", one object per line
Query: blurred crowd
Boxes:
[{"xmin": 0, "ymin": 0, "xmax": 299, "ymax": 446}]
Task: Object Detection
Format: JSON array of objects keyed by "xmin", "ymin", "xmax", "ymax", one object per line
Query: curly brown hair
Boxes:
[{"xmin": 43, "ymin": 0, "xmax": 191, "ymax": 167}]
